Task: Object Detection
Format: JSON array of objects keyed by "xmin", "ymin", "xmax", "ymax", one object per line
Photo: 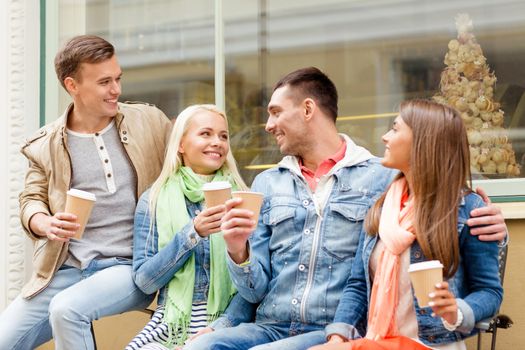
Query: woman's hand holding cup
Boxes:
[
  {"xmin": 194, "ymin": 204, "xmax": 227, "ymax": 237},
  {"xmin": 428, "ymin": 281, "xmax": 458, "ymax": 325}
]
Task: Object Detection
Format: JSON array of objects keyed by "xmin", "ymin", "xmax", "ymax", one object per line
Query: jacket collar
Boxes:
[
  {"xmin": 58, "ymin": 102, "xmax": 125, "ymax": 139},
  {"xmin": 278, "ymin": 133, "xmax": 375, "ymax": 176}
]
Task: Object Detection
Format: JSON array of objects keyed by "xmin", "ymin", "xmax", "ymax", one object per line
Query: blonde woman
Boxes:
[
  {"xmin": 314, "ymin": 100, "xmax": 503, "ymax": 350},
  {"xmin": 126, "ymin": 105, "xmax": 253, "ymax": 350}
]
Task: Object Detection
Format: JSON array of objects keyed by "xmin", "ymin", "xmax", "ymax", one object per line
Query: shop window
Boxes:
[{"xmin": 45, "ymin": 0, "xmax": 525, "ymax": 197}]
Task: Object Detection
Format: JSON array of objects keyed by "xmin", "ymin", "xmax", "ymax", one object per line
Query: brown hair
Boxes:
[
  {"xmin": 273, "ymin": 67, "xmax": 338, "ymax": 122},
  {"xmin": 54, "ymin": 35, "xmax": 115, "ymax": 89},
  {"xmin": 365, "ymin": 99, "xmax": 471, "ymax": 278}
]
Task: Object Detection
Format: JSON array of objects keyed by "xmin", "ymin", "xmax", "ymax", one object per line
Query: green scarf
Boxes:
[{"xmin": 156, "ymin": 166, "xmax": 237, "ymax": 346}]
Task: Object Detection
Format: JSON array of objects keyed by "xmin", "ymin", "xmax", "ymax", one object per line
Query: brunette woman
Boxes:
[{"xmin": 313, "ymin": 99, "xmax": 503, "ymax": 350}]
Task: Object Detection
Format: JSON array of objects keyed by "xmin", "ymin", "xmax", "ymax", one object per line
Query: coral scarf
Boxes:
[
  {"xmin": 309, "ymin": 178, "xmax": 430, "ymax": 350},
  {"xmin": 366, "ymin": 177, "xmax": 416, "ymax": 340}
]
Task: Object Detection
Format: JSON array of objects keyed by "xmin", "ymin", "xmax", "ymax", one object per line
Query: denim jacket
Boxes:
[
  {"xmin": 132, "ymin": 189, "xmax": 255, "ymax": 329},
  {"xmin": 227, "ymin": 135, "xmax": 397, "ymax": 327},
  {"xmin": 327, "ymin": 192, "xmax": 504, "ymax": 346}
]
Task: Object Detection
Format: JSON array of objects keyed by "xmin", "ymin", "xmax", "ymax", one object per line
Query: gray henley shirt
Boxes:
[{"xmin": 65, "ymin": 120, "xmax": 137, "ymax": 269}]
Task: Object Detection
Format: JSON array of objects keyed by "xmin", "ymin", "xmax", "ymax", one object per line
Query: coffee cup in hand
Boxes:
[
  {"xmin": 64, "ymin": 189, "xmax": 96, "ymax": 239},
  {"xmin": 231, "ymin": 191, "xmax": 264, "ymax": 226},
  {"xmin": 408, "ymin": 260, "xmax": 444, "ymax": 307},
  {"xmin": 202, "ymin": 181, "xmax": 232, "ymax": 208}
]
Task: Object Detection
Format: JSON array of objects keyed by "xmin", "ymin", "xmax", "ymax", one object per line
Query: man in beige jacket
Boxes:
[{"xmin": 0, "ymin": 35, "xmax": 172, "ymax": 350}]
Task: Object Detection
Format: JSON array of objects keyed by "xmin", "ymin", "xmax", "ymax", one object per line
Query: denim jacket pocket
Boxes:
[
  {"xmin": 322, "ymin": 203, "xmax": 368, "ymax": 261},
  {"xmin": 263, "ymin": 199, "xmax": 303, "ymax": 256}
]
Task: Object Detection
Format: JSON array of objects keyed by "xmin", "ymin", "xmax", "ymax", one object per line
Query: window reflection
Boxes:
[
  {"xmin": 54, "ymin": 0, "xmax": 525, "ymax": 187},
  {"xmin": 223, "ymin": 0, "xmax": 525, "ymax": 183}
]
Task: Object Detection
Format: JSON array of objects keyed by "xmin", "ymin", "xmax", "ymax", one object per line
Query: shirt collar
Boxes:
[{"xmin": 299, "ymin": 140, "xmax": 347, "ymax": 173}]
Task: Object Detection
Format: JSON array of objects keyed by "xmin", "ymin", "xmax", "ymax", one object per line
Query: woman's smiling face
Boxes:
[{"xmin": 179, "ymin": 111, "xmax": 229, "ymax": 175}]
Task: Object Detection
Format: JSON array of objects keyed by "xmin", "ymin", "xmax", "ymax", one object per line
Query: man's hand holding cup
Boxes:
[
  {"xmin": 221, "ymin": 192, "xmax": 263, "ymax": 264},
  {"xmin": 30, "ymin": 212, "xmax": 79, "ymax": 242},
  {"xmin": 31, "ymin": 188, "xmax": 97, "ymax": 242}
]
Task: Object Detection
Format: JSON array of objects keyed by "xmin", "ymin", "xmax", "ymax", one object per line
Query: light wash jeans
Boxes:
[
  {"xmin": 0, "ymin": 258, "xmax": 153, "ymax": 350},
  {"xmin": 183, "ymin": 323, "xmax": 326, "ymax": 350}
]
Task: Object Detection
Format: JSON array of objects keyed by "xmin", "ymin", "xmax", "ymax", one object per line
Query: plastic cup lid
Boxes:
[
  {"xmin": 202, "ymin": 181, "xmax": 232, "ymax": 191},
  {"xmin": 67, "ymin": 189, "xmax": 96, "ymax": 201},
  {"xmin": 408, "ymin": 260, "xmax": 443, "ymax": 272}
]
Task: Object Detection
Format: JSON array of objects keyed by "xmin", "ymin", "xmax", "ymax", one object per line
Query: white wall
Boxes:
[{"xmin": 0, "ymin": 0, "xmax": 41, "ymax": 311}]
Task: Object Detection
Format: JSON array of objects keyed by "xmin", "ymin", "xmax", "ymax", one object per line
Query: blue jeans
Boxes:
[
  {"xmin": 0, "ymin": 258, "xmax": 153, "ymax": 350},
  {"xmin": 184, "ymin": 323, "xmax": 326, "ymax": 350}
]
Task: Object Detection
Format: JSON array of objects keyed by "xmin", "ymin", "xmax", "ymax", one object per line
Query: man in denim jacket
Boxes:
[{"xmin": 185, "ymin": 67, "xmax": 507, "ymax": 350}]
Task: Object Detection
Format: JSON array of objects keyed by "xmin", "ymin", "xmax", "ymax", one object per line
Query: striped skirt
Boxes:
[{"xmin": 125, "ymin": 302, "xmax": 208, "ymax": 350}]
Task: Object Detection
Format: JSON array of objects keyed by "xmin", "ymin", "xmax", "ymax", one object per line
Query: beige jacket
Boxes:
[{"xmin": 19, "ymin": 101, "xmax": 172, "ymax": 299}]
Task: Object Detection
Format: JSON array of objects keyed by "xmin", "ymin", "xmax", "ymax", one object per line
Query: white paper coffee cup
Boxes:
[
  {"xmin": 202, "ymin": 181, "xmax": 232, "ymax": 208},
  {"xmin": 65, "ymin": 189, "xmax": 96, "ymax": 239},
  {"xmin": 408, "ymin": 260, "xmax": 443, "ymax": 307}
]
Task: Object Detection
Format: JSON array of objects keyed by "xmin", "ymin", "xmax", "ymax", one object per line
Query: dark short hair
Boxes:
[
  {"xmin": 273, "ymin": 67, "xmax": 338, "ymax": 122},
  {"xmin": 54, "ymin": 35, "xmax": 115, "ymax": 90}
]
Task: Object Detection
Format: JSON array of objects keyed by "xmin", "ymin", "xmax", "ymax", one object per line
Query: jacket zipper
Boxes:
[
  {"xmin": 298, "ymin": 175, "xmax": 333, "ymax": 323},
  {"xmin": 300, "ymin": 210, "xmax": 323, "ymax": 322}
]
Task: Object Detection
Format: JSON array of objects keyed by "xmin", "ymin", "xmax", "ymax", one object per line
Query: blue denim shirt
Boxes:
[
  {"xmin": 132, "ymin": 189, "xmax": 255, "ymax": 329},
  {"xmin": 227, "ymin": 153, "xmax": 397, "ymax": 328},
  {"xmin": 327, "ymin": 192, "xmax": 504, "ymax": 346}
]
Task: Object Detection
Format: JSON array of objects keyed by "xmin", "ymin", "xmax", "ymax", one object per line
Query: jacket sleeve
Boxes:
[
  {"xmin": 455, "ymin": 196, "xmax": 503, "ymax": 334},
  {"xmin": 325, "ymin": 228, "xmax": 369, "ymax": 340},
  {"xmin": 132, "ymin": 191, "xmax": 202, "ymax": 295},
  {"xmin": 208, "ymin": 292, "xmax": 257, "ymax": 330},
  {"xmin": 19, "ymin": 143, "xmax": 51, "ymax": 240},
  {"xmin": 226, "ymin": 175, "xmax": 272, "ymax": 303}
]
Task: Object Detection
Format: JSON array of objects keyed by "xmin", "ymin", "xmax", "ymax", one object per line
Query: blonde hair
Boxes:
[
  {"xmin": 365, "ymin": 99, "xmax": 471, "ymax": 278},
  {"xmin": 148, "ymin": 104, "xmax": 247, "ymax": 220}
]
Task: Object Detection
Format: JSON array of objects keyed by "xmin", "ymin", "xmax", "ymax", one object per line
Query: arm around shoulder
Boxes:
[{"xmin": 457, "ymin": 196, "xmax": 504, "ymax": 332}]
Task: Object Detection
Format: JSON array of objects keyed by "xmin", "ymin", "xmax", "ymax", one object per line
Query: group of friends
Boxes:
[{"xmin": 0, "ymin": 35, "xmax": 506, "ymax": 350}]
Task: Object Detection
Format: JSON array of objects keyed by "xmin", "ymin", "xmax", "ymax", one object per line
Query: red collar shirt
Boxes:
[{"xmin": 299, "ymin": 142, "xmax": 347, "ymax": 191}]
